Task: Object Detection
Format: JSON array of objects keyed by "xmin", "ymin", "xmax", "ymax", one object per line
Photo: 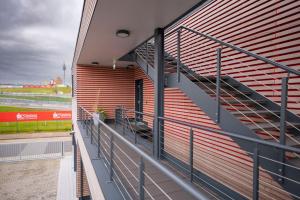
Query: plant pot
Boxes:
[{"xmin": 92, "ymin": 113, "xmax": 99, "ymax": 125}]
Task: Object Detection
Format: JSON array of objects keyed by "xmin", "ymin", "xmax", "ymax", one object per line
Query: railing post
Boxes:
[
  {"xmin": 252, "ymin": 146, "xmax": 259, "ymax": 200},
  {"xmin": 86, "ymin": 116, "xmax": 89, "ymax": 136},
  {"xmin": 139, "ymin": 157, "xmax": 145, "ymax": 200},
  {"xmin": 97, "ymin": 123, "xmax": 101, "ymax": 158},
  {"xmin": 146, "ymin": 42, "xmax": 149, "ymax": 74},
  {"xmin": 152, "ymin": 119, "xmax": 155, "ymax": 156},
  {"xmin": 90, "ymin": 118, "xmax": 93, "ymax": 144},
  {"xmin": 61, "ymin": 141, "xmax": 64, "ymax": 157},
  {"xmin": 216, "ymin": 48, "xmax": 222, "ymax": 123},
  {"xmin": 109, "ymin": 132, "xmax": 114, "ymax": 181},
  {"xmin": 122, "ymin": 109, "xmax": 125, "ymax": 135},
  {"xmin": 177, "ymin": 29, "xmax": 181, "ymax": 82},
  {"xmin": 189, "ymin": 128, "xmax": 194, "ymax": 182},
  {"xmin": 158, "ymin": 118, "xmax": 161, "ymax": 159},
  {"xmin": 279, "ymin": 76, "xmax": 288, "ymax": 181},
  {"xmin": 79, "ymin": 107, "xmax": 81, "ymax": 122}
]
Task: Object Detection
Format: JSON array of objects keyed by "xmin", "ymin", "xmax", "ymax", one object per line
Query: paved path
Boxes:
[
  {"xmin": 56, "ymin": 155, "xmax": 76, "ymax": 200},
  {"xmin": 0, "ymin": 132, "xmax": 71, "ymax": 142}
]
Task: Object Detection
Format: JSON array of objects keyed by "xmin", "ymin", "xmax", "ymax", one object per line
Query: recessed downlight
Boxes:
[
  {"xmin": 116, "ymin": 29, "xmax": 130, "ymax": 38},
  {"xmin": 91, "ymin": 61, "xmax": 99, "ymax": 65}
]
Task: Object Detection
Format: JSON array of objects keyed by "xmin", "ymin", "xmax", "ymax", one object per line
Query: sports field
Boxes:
[
  {"xmin": 0, "ymin": 120, "xmax": 72, "ymax": 134},
  {"xmin": 0, "ymin": 94, "xmax": 71, "ymax": 102},
  {"xmin": 0, "ymin": 87, "xmax": 71, "ymax": 94},
  {"xmin": 0, "ymin": 105, "xmax": 48, "ymax": 112}
]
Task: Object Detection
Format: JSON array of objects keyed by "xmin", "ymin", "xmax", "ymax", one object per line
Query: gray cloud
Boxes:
[{"xmin": 0, "ymin": 0, "xmax": 83, "ymax": 85}]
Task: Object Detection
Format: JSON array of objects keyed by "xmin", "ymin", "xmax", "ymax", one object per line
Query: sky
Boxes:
[{"xmin": 0, "ymin": 0, "xmax": 83, "ymax": 85}]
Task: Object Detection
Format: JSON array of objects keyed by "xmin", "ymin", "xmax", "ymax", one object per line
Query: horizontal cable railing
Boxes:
[
  {"xmin": 118, "ymin": 108, "xmax": 300, "ymax": 200},
  {"xmin": 135, "ymin": 26, "xmax": 300, "ymax": 155},
  {"xmin": 78, "ymin": 106, "xmax": 210, "ymax": 200}
]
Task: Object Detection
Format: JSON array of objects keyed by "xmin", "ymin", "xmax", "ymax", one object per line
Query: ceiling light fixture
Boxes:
[
  {"xmin": 116, "ymin": 29, "xmax": 130, "ymax": 38},
  {"xmin": 91, "ymin": 61, "xmax": 99, "ymax": 65},
  {"xmin": 113, "ymin": 59, "xmax": 116, "ymax": 70}
]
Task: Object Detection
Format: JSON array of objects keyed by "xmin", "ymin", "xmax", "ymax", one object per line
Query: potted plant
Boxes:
[{"xmin": 93, "ymin": 107, "xmax": 107, "ymax": 125}]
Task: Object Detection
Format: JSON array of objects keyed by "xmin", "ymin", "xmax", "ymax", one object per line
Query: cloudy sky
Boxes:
[{"xmin": 0, "ymin": 0, "xmax": 83, "ymax": 85}]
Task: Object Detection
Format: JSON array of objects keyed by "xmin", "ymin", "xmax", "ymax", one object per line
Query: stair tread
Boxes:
[
  {"xmin": 222, "ymin": 99, "xmax": 266, "ymax": 104},
  {"xmin": 247, "ymin": 122, "xmax": 300, "ymax": 130},
  {"xmin": 232, "ymin": 110, "xmax": 280, "ymax": 115}
]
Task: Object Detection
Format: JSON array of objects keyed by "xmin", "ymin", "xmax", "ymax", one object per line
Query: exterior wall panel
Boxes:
[
  {"xmin": 76, "ymin": 66, "xmax": 134, "ymax": 119},
  {"xmin": 164, "ymin": 88, "xmax": 290, "ymax": 199},
  {"xmin": 165, "ymin": 0, "xmax": 300, "ymax": 115}
]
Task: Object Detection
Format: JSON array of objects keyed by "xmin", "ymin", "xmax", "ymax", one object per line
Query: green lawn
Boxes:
[
  {"xmin": 0, "ymin": 87, "xmax": 71, "ymax": 94},
  {"xmin": 0, "ymin": 94, "xmax": 71, "ymax": 102},
  {"xmin": 0, "ymin": 106, "xmax": 50, "ymax": 112},
  {"xmin": 0, "ymin": 120, "xmax": 72, "ymax": 134}
]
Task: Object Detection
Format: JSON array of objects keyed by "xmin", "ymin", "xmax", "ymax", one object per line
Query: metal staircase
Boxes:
[
  {"xmin": 133, "ymin": 26, "xmax": 300, "ymax": 197},
  {"xmin": 135, "ymin": 35, "xmax": 300, "ymax": 153}
]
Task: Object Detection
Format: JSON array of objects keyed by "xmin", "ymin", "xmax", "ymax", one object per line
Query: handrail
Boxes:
[
  {"xmin": 158, "ymin": 115, "xmax": 300, "ymax": 153},
  {"xmin": 165, "ymin": 26, "xmax": 300, "ymax": 76},
  {"xmin": 79, "ymin": 106, "xmax": 210, "ymax": 200},
  {"xmin": 121, "ymin": 108, "xmax": 300, "ymax": 153}
]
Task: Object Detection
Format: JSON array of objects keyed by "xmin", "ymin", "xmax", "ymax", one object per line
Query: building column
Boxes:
[{"xmin": 153, "ymin": 28, "xmax": 164, "ymax": 159}]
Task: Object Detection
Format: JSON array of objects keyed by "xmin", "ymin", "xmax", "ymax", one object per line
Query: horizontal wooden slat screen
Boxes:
[
  {"xmin": 165, "ymin": 0, "xmax": 300, "ymax": 115},
  {"xmin": 76, "ymin": 66, "xmax": 134, "ymax": 119},
  {"xmin": 164, "ymin": 88, "xmax": 290, "ymax": 199}
]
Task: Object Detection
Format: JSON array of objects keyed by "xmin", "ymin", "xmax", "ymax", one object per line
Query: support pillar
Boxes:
[{"xmin": 153, "ymin": 28, "xmax": 164, "ymax": 159}]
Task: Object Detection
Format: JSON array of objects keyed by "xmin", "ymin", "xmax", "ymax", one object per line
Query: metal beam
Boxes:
[{"xmin": 153, "ymin": 28, "xmax": 165, "ymax": 159}]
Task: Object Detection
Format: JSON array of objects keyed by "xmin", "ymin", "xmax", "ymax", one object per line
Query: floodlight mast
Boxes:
[{"xmin": 62, "ymin": 63, "xmax": 66, "ymax": 85}]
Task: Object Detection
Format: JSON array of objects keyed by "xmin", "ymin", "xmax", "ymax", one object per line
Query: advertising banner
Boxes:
[{"xmin": 0, "ymin": 111, "xmax": 72, "ymax": 122}]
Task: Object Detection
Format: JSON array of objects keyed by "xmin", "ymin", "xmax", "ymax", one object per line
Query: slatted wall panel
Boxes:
[
  {"xmin": 76, "ymin": 146, "xmax": 91, "ymax": 198},
  {"xmin": 164, "ymin": 88, "xmax": 290, "ymax": 199},
  {"xmin": 165, "ymin": 0, "xmax": 300, "ymax": 114},
  {"xmin": 134, "ymin": 68, "xmax": 154, "ymax": 127},
  {"xmin": 76, "ymin": 66, "xmax": 134, "ymax": 119}
]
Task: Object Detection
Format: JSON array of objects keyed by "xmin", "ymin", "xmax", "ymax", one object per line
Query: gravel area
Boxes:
[{"xmin": 0, "ymin": 159, "xmax": 60, "ymax": 200}]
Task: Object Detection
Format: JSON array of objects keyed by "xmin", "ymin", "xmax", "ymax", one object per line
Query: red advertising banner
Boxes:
[{"xmin": 0, "ymin": 111, "xmax": 72, "ymax": 122}]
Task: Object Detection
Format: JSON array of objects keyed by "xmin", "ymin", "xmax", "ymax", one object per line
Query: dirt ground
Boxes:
[{"xmin": 0, "ymin": 159, "xmax": 60, "ymax": 200}]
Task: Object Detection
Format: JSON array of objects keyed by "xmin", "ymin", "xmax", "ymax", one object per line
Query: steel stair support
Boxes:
[{"xmin": 135, "ymin": 52, "xmax": 155, "ymax": 81}]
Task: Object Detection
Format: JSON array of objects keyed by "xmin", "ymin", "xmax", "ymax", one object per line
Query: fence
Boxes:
[{"xmin": 0, "ymin": 140, "xmax": 72, "ymax": 162}]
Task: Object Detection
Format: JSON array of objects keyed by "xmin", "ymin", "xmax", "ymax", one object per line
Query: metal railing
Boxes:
[
  {"xmin": 114, "ymin": 106, "xmax": 154, "ymax": 154},
  {"xmin": 116, "ymin": 107, "xmax": 300, "ymax": 200},
  {"xmin": 135, "ymin": 26, "xmax": 300, "ymax": 156},
  {"xmin": 0, "ymin": 140, "xmax": 72, "ymax": 162},
  {"xmin": 78, "ymin": 106, "xmax": 210, "ymax": 200}
]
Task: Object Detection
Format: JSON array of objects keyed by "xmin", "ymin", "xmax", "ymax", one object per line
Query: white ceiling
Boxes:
[{"xmin": 77, "ymin": 0, "xmax": 201, "ymax": 67}]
